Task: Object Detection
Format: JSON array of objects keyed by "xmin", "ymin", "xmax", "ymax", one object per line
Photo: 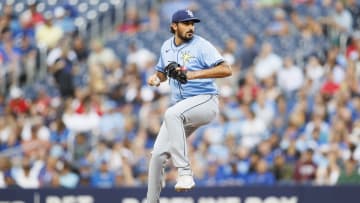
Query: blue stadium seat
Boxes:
[
  {"xmin": 67, "ymin": 0, "xmax": 79, "ymax": 6},
  {"xmin": 6, "ymin": 0, "xmax": 15, "ymax": 5},
  {"xmin": 77, "ymin": 2, "xmax": 89, "ymax": 14},
  {"xmin": 14, "ymin": 1, "xmax": 25, "ymax": 14}
]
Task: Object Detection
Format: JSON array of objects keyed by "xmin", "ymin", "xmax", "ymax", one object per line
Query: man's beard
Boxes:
[{"xmin": 178, "ymin": 31, "xmax": 194, "ymax": 42}]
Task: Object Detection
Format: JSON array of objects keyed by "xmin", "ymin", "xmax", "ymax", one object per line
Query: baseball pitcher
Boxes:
[{"xmin": 146, "ymin": 9, "xmax": 232, "ymax": 203}]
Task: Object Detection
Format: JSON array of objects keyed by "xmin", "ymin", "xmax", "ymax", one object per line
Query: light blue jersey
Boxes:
[{"xmin": 155, "ymin": 35, "xmax": 224, "ymax": 103}]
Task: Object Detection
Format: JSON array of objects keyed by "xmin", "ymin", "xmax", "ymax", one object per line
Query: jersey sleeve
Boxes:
[
  {"xmin": 155, "ymin": 43, "xmax": 167, "ymax": 73},
  {"xmin": 200, "ymin": 40, "xmax": 224, "ymax": 68},
  {"xmin": 155, "ymin": 55, "xmax": 165, "ymax": 73}
]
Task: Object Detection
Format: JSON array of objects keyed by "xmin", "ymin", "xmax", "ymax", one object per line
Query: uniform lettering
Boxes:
[
  {"xmin": 0, "ymin": 202, "xmax": 25, "ymax": 203},
  {"xmin": 198, "ymin": 197, "xmax": 241, "ymax": 203},
  {"xmin": 245, "ymin": 196, "xmax": 298, "ymax": 203},
  {"xmin": 46, "ymin": 196, "xmax": 94, "ymax": 203},
  {"xmin": 122, "ymin": 198, "xmax": 140, "ymax": 203}
]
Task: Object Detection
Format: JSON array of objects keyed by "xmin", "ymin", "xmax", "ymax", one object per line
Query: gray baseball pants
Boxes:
[{"xmin": 146, "ymin": 94, "xmax": 219, "ymax": 203}]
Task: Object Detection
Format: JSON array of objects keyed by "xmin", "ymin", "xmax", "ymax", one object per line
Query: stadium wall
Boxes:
[{"xmin": 0, "ymin": 185, "xmax": 358, "ymax": 203}]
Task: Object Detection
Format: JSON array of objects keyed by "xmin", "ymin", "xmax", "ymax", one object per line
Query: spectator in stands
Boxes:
[
  {"xmin": 91, "ymin": 160, "xmax": 115, "ymax": 188},
  {"xmin": 54, "ymin": 6, "xmax": 76, "ymax": 35},
  {"xmin": 222, "ymin": 38, "xmax": 238, "ymax": 66},
  {"xmin": 256, "ymin": 140, "xmax": 276, "ymax": 166},
  {"xmin": 49, "ymin": 118, "xmax": 70, "ymax": 148},
  {"xmin": 14, "ymin": 32, "xmax": 37, "ymax": 86},
  {"xmin": 315, "ymin": 150, "xmax": 340, "ymax": 185},
  {"xmin": 87, "ymin": 140, "xmax": 111, "ymax": 169},
  {"xmin": 263, "ymin": 74, "xmax": 281, "ymax": 102},
  {"xmin": 49, "ymin": 173, "xmax": 61, "ymax": 188},
  {"xmin": 118, "ymin": 7, "xmax": 141, "ymax": 35},
  {"xmin": 8, "ymin": 86, "xmax": 29, "ymax": 115},
  {"xmin": 2, "ymin": 4, "xmax": 19, "ymax": 35},
  {"xmin": 32, "ymin": 88, "xmax": 52, "ymax": 117},
  {"xmin": 198, "ymin": 160, "xmax": 224, "ymax": 186},
  {"xmin": 271, "ymin": 97, "xmax": 287, "ymax": 134},
  {"xmin": 12, "ymin": 156, "xmax": 40, "ymax": 188},
  {"xmin": 72, "ymin": 35, "xmax": 89, "ymax": 63},
  {"xmin": 277, "ymin": 57, "xmax": 304, "ymax": 97},
  {"xmin": 21, "ymin": 123, "xmax": 50, "ymax": 160},
  {"xmin": 305, "ymin": 55, "xmax": 325, "ymax": 94},
  {"xmin": 320, "ymin": 72, "xmax": 340, "ymax": 97},
  {"xmin": 35, "ymin": 12, "xmax": 63, "ymax": 50},
  {"xmin": 77, "ymin": 159, "xmax": 92, "ymax": 187},
  {"xmin": 319, "ymin": 1, "xmax": 353, "ymax": 43},
  {"xmin": 265, "ymin": 8, "xmax": 290, "ymax": 36},
  {"xmin": 0, "ymin": 31, "xmax": 20, "ymax": 88},
  {"xmin": 0, "ymin": 157, "xmax": 12, "ymax": 188},
  {"xmin": 346, "ymin": 0, "xmax": 360, "ymax": 29},
  {"xmin": 304, "ymin": 112, "xmax": 330, "ymax": 144},
  {"xmin": 323, "ymin": 46, "xmax": 345, "ymax": 84},
  {"xmin": 47, "ymin": 40, "xmax": 76, "ymax": 98},
  {"xmin": 72, "ymin": 133, "xmax": 90, "ymax": 164},
  {"xmin": 88, "ymin": 63, "xmax": 107, "ymax": 94},
  {"xmin": 337, "ymin": 159, "xmax": 360, "ymax": 184},
  {"xmin": 247, "ymin": 158, "xmax": 275, "ymax": 185},
  {"xmin": 345, "ymin": 61, "xmax": 360, "ymax": 95},
  {"xmin": 293, "ymin": 149, "xmax": 317, "ymax": 184},
  {"xmin": 20, "ymin": 0, "xmax": 44, "ymax": 30},
  {"xmin": 239, "ymin": 108, "xmax": 267, "ymax": 148},
  {"xmin": 126, "ymin": 42, "xmax": 156, "ymax": 72},
  {"xmin": 332, "ymin": 1, "xmax": 353, "ymax": 34},
  {"xmin": 146, "ymin": 8, "xmax": 161, "ymax": 32},
  {"xmin": 254, "ymin": 42, "xmax": 282, "ymax": 81},
  {"xmin": 239, "ymin": 34, "xmax": 258, "ymax": 72},
  {"xmin": 237, "ymin": 71, "xmax": 260, "ymax": 103},
  {"xmin": 62, "ymin": 93, "xmax": 102, "ymax": 132},
  {"xmin": 88, "ymin": 39, "xmax": 117, "ymax": 68},
  {"xmin": 58, "ymin": 161, "xmax": 79, "ymax": 188},
  {"xmin": 288, "ymin": 10, "xmax": 307, "ymax": 33},
  {"xmin": 252, "ymin": 90, "xmax": 275, "ymax": 127},
  {"xmin": 38, "ymin": 156, "xmax": 59, "ymax": 187},
  {"xmin": 233, "ymin": 146, "xmax": 251, "ymax": 176},
  {"xmin": 222, "ymin": 160, "xmax": 247, "ymax": 186},
  {"xmin": 98, "ymin": 105, "xmax": 126, "ymax": 142},
  {"xmin": 272, "ymin": 154, "xmax": 294, "ymax": 184},
  {"xmin": 113, "ymin": 154, "xmax": 136, "ymax": 187}
]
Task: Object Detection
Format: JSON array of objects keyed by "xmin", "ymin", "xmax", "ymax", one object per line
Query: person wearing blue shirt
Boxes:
[
  {"xmin": 247, "ymin": 159, "xmax": 275, "ymax": 185},
  {"xmin": 146, "ymin": 9, "xmax": 232, "ymax": 203},
  {"xmin": 90, "ymin": 161, "xmax": 115, "ymax": 188}
]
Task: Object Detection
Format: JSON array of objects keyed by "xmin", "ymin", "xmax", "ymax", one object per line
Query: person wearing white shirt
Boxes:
[
  {"xmin": 12, "ymin": 157, "xmax": 40, "ymax": 188},
  {"xmin": 277, "ymin": 57, "xmax": 304, "ymax": 94},
  {"xmin": 240, "ymin": 109, "xmax": 267, "ymax": 148},
  {"xmin": 254, "ymin": 42, "xmax": 282, "ymax": 80},
  {"xmin": 333, "ymin": 1, "xmax": 353, "ymax": 33}
]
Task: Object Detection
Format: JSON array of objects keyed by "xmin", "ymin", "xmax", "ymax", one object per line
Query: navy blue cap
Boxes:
[{"xmin": 171, "ymin": 9, "xmax": 200, "ymax": 23}]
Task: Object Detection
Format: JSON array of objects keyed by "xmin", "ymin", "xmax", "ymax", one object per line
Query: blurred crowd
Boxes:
[{"xmin": 0, "ymin": 0, "xmax": 360, "ymax": 189}]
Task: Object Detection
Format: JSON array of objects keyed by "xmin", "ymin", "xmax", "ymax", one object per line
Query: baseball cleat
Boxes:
[{"xmin": 174, "ymin": 175, "xmax": 195, "ymax": 192}]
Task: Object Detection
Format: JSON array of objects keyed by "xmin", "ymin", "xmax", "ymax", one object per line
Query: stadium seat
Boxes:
[{"xmin": 14, "ymin": 2, "xmax": 25, "ymax": 14}]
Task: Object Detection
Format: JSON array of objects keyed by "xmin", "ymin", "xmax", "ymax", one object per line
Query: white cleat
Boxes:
[{"xmin": 174, "ymin": 175, "xmax": 195, "ymax": 192}]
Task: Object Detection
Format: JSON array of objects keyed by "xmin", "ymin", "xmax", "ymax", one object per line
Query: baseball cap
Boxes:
[{"xmin": 171, "ymin": 9, "xmax": 200, "ymax": 23}]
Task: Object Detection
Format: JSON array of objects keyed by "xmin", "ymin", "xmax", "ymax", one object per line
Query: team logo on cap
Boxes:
[{"xmin": 186, "ymin": 10, "xmax": 194, "ymax": 17}]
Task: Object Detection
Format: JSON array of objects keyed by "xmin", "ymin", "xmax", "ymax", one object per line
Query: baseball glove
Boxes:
[{"xmin": 164, "ymin": 62, "xmax": 188, "ymax": 84}]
